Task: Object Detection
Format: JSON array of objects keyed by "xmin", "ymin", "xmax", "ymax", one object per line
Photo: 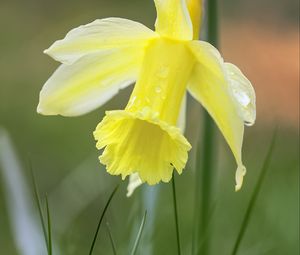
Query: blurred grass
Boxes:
[
  {"xmin": 0, "ymin": 0, "xmax": 299, "ymax": 254},
  {"xmin": 231, "ymin": 130, "xmax": 277, "ymax": 255},
  {"xmin": 31, "ymin": 169, "xmax": 48, "ymax": 249},
  {"xmin": 45, "ymin": 195, "xmax": 52, "ymax": 255},
  {"xmin": 89, "ymin": 185, "xmax": 118, "ymax": 255}
]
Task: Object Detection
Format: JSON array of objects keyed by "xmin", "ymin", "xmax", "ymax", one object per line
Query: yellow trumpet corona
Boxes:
[{"xmin": 38, "ymin": 0, "xmax": 256, "ymax": 191}]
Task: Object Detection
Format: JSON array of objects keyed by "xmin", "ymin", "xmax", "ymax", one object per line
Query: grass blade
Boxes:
[
  {"xmin": 130, "ymin": 210, "xmax": 147, "ymax": 255},
  {"xmin": 89, "ymin": 185, "xmax": 119, "ymax": 255},
  {"xmin": 106, "ymin": 221, "xmax": 117, "ymax": 255},
  {"xmin": 231, "ymin": 130, "xmax": 277, "ymax": 255},
  {"xmin": 30, "ymin": 168, "xmax": 48, "ymax": 249},
  {"xmin": 172, "ymin": 174, "xmax": 181, "ymax": 255},
  {"xmin": 45, "ymin": 195, "xmax": 52, "ymax": 255}
]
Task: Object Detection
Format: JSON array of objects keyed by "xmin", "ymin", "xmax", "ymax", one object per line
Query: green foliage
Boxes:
[
  {"xmin": 231, "ymin": 130, "xmax": 277, "ymax": 255},
  {"xmin": 45, "ymin": 195, "xmax": 52, "ymax": 255},
  {"xmin": 89, "ymin": 185, "xmax": 119, "ymax": 255},
  {"xmin": 106, "ymin": 222, "xmax": 117, "ymax": 255},
  {"xmin": 31, "ymin": 169, "xmax": 49, "ymax": 251},
  {"xmin": 172, "ymin": 174, "xmax": 181, "ymax": 255},
  {"xmin": 130, "ymin": 211, "xmax": 147, "ymax": 255}
]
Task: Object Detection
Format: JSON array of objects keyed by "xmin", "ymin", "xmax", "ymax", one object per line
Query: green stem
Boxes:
[
  {"xmin": 207, "ymin": 0, "xmax": 219, "ymax": 47},
  {"xmin": 192, "ymin": 1, "xmax": 219, "ymax": 255},
  {"xmin": 199, "ymin": 114, "xmax": 216, "ymax": 255},
  {"xmin": 172, "ymin": 174, "xmax": 181, "ymax": 255}
]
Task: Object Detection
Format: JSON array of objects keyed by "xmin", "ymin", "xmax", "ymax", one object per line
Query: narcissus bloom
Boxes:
[{"xmin": 38, "ymin": 0, "xmax": 255, "ymax": 191}]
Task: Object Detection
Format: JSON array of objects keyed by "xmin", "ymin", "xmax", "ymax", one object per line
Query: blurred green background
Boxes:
[{"xmin": 0, "ymin": 0, "xmax": 299, "ymax": 254}]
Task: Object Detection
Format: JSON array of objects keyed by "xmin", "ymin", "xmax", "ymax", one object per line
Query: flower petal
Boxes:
[
  {"xmin": 38, "ymin": 47, "xmax": 144, "ymax": 116},
  {"xmin": 94, "ymin": 110, "xmax": 191, "ymax": 185},
  {"xmin": 186, "ymin": 0, "xmax": 202, "ymax": 39},
  {"xmin": 127, "ymin": 173, "xmax": 143, "ymax": 197},
  {"xmin": 187, "ymin": 41, "xmax": 256, "ymax": 190},
  {"xmin": 154, "ymin": 0, "xmax": 193, "ymax": 40},
  {"xmin": 125, "ymin": 92, "xmax": 187, "ymax": 197},
  {"xmin": 44, "ymin": 18, "xmax": 157, "ymax": 65}
]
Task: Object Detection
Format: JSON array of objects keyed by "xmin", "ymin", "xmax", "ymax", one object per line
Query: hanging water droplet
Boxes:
[
  {"xmin": 232, "ymin": 88, "xmax": 250, "ymax": 107},
  {"xmin": 155, "ymin": 86, "xmax": 162, "ymax": 93},
  {"xmin": 244, "ymin": 120, "xmax": 253, "ymax": 126}
]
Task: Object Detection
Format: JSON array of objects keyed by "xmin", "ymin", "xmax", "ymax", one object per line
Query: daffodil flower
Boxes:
[{"xmin": 38, "ymin": 0, "xmax": 255, "ymax": 192}]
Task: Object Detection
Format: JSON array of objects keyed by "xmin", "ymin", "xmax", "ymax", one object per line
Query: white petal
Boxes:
[
  {"xmin": 127, "ymin": 173, "xmax": 143, "ymax": 197},
  {"xmin": 44, "ymin": 18, "xmax": 157, "ymax": 65},
  {"xmin": 38, "ymin": 47, "xmax": 144, "ymax": 116}
]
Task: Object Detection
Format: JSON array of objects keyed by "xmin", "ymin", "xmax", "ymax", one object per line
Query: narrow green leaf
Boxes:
[
  {"xmin": 30, "ymin": 168, "xmax": 49, "ymax": 250},
  {"xmin": 45, "ymin": 194, "xmax": 52, "ymax": 255},
  {"xmin": 130, "ymin": 210, "xmax": 147, "ymax": 255},
  {"xmin": 106, "ymin": 221, "xmax": 117, "ymax": 255},
  {"xmin": 89, "ymin": 185, "xmax": 119, "ymax": 255},
  {"xmin": 231, "ymin": 130, "xmax": 277, "ymax": 255},
  {"xmin": 172, "ymin": 173, "xmax": 181, "ymax": 255}
]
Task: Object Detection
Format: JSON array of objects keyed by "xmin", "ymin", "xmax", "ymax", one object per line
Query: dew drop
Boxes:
[
  {"xmin": 232, "ymin": 89, "xmax": 250, "ymax": 107},
  {"xmin": 244, "ymin": 120, "xmax": 253, "ymax": 126},
  {"xmin": 157, "ymin": 66, "xmax": 169, "ymax": 78},
  {"xmin": 155, "ymin": 86, "xmax": 162, "ymax": 93}
]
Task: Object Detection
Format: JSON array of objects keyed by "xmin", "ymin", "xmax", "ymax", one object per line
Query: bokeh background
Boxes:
[{"xmin": 0, "ymin": 0, "xmax": 299, "ymax": 254}]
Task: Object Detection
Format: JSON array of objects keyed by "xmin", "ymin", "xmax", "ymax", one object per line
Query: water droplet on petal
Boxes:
[
  {"xmin": 232, "ymin": 86, "xmax": 251, "ymax": 107},
  {"xmin": 155, "ymin": 86, "xmax": 162, "ymax": 93},
  {"xmin": 244, "ymin": 120, "xmax": 254, "ymax": 126},
  {"xmin": 157, "ymin": 66, "xmax": 169, "ymax": 78}
]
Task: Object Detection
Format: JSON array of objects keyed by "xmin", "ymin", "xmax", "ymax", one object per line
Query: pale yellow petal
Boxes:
[
  {"xmin": 44, "ymin": 18, "xmax": 157, "ymax": 65},
  {"xmin": 154, "ymin": 0, "xmax": 193, "ymax": 40},
  {"xmin": 126, "ymin": 173, "xmax": 143, "ymax": 197},
  {"xmin": 186, "ymin": 0, "xmax": 202, "ymax": 39},
  {"xmin": 38, "ymin": 47, "xmax": 144, "ymax": 116},
  {"xmin": 187, "ymin": 41, "xmax": 256, "ymax": 190}
]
